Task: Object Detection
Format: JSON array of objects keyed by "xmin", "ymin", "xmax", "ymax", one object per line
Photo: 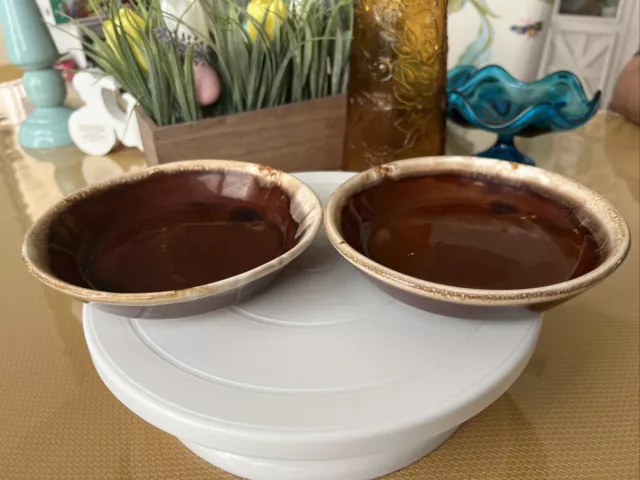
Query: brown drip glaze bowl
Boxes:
[
  {"xmin": 324, "ymin": 156, "xmax": 630, "ymax": 316},
  {"xmin": 22, "ymin": 160, "xmax": 323, "ymax": 319}
]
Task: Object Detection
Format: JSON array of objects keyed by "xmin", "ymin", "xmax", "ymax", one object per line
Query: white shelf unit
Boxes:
[{"xmin": 539, "ymin": 0, "xmax": 640, "ymax": 108}]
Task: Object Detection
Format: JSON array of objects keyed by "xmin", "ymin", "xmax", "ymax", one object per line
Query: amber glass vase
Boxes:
[{"xmin": 344, "ymin": 0, "xmax": 448, "ymax": 171}]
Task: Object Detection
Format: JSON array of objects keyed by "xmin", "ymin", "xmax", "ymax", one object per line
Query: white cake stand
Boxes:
[{"xmin": 83, "ymin": 172, "xmax": 543, "ymax": 480}]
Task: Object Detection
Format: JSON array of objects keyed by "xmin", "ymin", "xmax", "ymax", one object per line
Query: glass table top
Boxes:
[{"xmin": 0, "ymin": 77, "xmax": 638, "ymax": 479}]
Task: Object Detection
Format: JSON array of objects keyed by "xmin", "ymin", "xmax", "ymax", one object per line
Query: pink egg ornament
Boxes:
[{"xmin": 194, "ymin": 62, "xmax": 221, "ymax": 106}]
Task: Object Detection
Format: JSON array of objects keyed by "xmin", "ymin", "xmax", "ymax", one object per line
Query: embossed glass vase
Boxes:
[{"xmin": 344, "ymin": 0, "xmax": 448, "ymax": 171}]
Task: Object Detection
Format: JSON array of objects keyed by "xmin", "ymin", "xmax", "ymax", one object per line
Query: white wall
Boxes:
[{"xmin": 448, "ymin": 0, "xmax": 556, "ymax": 81}]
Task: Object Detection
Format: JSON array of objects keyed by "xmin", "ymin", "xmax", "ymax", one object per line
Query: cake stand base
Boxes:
[{"xmin": 182, "ymin": 427, "xmax": 457, "ymax": 480}]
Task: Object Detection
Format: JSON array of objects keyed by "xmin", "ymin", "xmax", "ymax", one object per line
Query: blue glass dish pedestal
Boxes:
[
  {"xmin": 478, "ymin": 134, "xmax": 534, "ymax": 166},
  {"xmin": 0, "ymin": 0, "xmax": 73, "ymax": 149}
]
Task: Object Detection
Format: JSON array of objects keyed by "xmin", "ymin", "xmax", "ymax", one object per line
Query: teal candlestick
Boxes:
[{"xmin": 0, "ymin": 0, "xmax": 73, "ymax": 149}]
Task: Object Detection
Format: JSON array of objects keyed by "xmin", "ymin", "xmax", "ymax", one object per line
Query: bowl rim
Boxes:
[
  {"xmin": 324, "ymin": 156, "xmax": 631, "ymax": 307},
  {"xmin": 22, "ymin": 159, "xmax": 323, "ymax": 306}
]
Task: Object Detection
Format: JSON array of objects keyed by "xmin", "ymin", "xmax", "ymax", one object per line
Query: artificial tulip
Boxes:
[
  {"xmin": 160, "ymin": 0, "xmax": 210, "ymax": 44},
  {"xmin": 247, "ymin": 0, "xmax": 287, "ymax": 42},
  {"xmin": 103, "ymin": 8, "xmax": 148, "ymax": 71}
]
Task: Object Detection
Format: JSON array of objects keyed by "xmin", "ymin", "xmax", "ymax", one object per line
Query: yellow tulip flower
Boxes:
[
  {"xmin": 247, "ymin": 0, "xmax": 287, "ymax": 42},
  {"xmin": 103, "ymin": 8, "xmax": 148, "ymax": 71}
]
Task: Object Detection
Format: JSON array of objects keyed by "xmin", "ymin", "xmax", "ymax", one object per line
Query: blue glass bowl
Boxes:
[{"xmin": 447, "ymin": 65, "xmax": 601, "ymax": 165}]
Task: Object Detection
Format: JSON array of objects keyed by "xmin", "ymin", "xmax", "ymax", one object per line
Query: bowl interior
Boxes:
[
  {"xmin": 339, "ymin": 170, "xmax": 607, "ymax": 291},
  {"xmin": 33, "ymin": 169, "xmax": 301, "ymax": 294}
]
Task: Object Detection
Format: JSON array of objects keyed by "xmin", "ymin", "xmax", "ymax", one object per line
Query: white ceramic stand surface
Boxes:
[{"xmin": 83, "ymin": 172, "xmax": 544, "ymax": 480}]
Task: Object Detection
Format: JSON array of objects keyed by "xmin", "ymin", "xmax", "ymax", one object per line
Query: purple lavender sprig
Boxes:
[{"xmin": 154, "ymin": 26, "xmax": 213, "ymax": 65}]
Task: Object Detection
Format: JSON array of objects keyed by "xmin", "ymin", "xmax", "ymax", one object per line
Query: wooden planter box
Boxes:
[{"xmin": 136, "ymin": 95, "xmax": 346, "ymax": 172}]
